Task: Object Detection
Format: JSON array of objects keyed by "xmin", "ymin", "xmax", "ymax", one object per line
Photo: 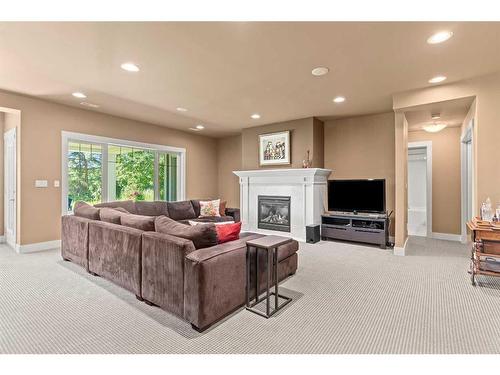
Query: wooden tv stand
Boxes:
[{"xmin": 321, "ymin": 212, "xmax": 389, "ymax": 249}]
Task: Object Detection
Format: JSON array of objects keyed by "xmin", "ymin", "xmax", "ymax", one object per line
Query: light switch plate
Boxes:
[
  {"xmin": 35, "ymin": 180, "xmax": 48, "ymax": 188},
  {"xmin": 54, "ymin": 180, "xmax": 60, "ymax": 187}
]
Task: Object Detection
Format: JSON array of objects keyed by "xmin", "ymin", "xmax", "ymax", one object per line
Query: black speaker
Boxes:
[{"xmin": 306, "ymin": 225, "xmax": 320, "ymax": 244}]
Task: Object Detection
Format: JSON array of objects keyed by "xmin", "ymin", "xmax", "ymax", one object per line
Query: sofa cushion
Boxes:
[
  {"xmin": 135, "ymin": 201, "xmax": 169, "ymax": 217},
  {"xmin": 74, "ymin": 201, "xmax": 100, "ymax": 220},
  {"xmin": 99, "ymin": 207, "xmax": 128, "ymax": 224},
  {"xmin": 120, "ymin": 213, "xmax": 155, "ymax": 231},
  {"xmin": 215, "ymin": 222, "xmax": 242, "ymax": 244},
  {"xmin": 191, "ymin": 199, "xmax": 226, "ymax": 217},
  {"xmin": 155, "ymin": 215, "xmax": 217, "ymax": 249},
  {"xmin": 95, "ymin": 200, "xmax": 137, "ymax": 214},
  {"xmin": 199, "ymin": 199, "xmax": 221, "ymax": 217},
  {"xmin": 219, "ymin": 201, "xmax": 227, "ymax": 216},
  {"xmin": 167, "ymin": 200, "xmax": 196, "ymax": 221}
]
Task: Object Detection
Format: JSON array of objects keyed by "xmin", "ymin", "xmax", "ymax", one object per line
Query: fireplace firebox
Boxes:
[{"xmin": 257, "ymin": 195, "xmax": 291, "ymax": 232}]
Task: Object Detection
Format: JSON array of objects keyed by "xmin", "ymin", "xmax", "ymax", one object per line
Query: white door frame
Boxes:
[
  {"xmin": 461, "ymin": 119, "xmax": 474, "ymax": 243},
  {"xmin": 4, "ymin": 127, "xmax": 17, "ymax": 249},
  {"xmin": 408, "ymin": 141, "xmax": 433, "ymax": 237}
]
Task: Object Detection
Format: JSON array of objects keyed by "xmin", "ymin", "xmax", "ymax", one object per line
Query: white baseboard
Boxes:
[
  {"xmin": 431, "ymin": 232, "xmax": 462, "ymax": 242},
  {"xmin": 393, "ymin": 237, "xmax": 408, "ymax": 256},
  {"xmin": 15, "ymin": 240, "xmax": 61, "ymax": 254}
]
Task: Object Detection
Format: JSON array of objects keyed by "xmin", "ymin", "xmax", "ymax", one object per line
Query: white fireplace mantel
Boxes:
[{"xmin": 233, "ymin": 168, "xmax": 332, "ymax": 241}]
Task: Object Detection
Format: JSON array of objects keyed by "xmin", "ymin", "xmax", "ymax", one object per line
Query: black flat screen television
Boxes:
[{"xmin": 328, "ymin": 179, "xmax": 386, "ymax": 213}]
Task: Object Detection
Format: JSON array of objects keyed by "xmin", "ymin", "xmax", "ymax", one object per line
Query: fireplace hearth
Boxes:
[{"xmin": 258, "ymin": 195, "xmax": 291, "ymax": 232}]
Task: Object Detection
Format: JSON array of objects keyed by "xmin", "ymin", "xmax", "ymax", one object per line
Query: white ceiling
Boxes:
[
  {"xmin": 0, "ymin": 22, "xmax": 499, "ymax": 137},
  {"xmin": 404, "ymin": 96, "xmax": 474, "ymax": 132}
]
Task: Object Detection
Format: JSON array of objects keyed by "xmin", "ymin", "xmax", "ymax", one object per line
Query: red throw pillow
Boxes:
[{"xmin": 216, "ymin": 222, "xmax": 242, "ymax": 244}]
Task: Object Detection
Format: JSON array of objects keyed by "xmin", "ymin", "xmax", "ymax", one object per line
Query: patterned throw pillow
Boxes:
[{"xmin": 199, "ymin": 199, "xmax": 221, "ymax": 217}]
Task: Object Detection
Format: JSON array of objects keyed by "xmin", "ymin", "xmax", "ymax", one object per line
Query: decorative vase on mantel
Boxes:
[{"xmin": 302, "ymin": 150, "xmax": 312, "ymax": 168}]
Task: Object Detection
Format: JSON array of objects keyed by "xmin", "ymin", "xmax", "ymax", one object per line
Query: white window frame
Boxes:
[{"xmin": 61, "ymin": 131, "xmax": 186, "ymax": 215}]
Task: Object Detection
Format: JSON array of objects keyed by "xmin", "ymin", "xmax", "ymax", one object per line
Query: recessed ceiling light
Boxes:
[
  {"xmin": 195, "ymin": 124, "xmax": 205, "ymax": 130},
  {"xmin": 311, "ymin": 67, "xmax": 329, "ymax": 76},
  {"xmin": 72, "ymin": 92, "xmax": 87, "ymax": 99},
  {"xmin": 427, "ymin": 31, "xmax": 453, "ymax": 44},
  {"xmin": 176, "ymin": 107, "xmax": 188, "ymax": 112},
  {"xmin": 423, "ymin": 123, "xmax": 447, "ymax": 133},
  {"xmin": 250, "ymin": 113, "xmax": 261, "ymax": 119},
  {"xmin": 80, "ymin": 102, "xmax": 99, "ymax": 108},
  {"xmin": 121, "ymin": 62, "xmax": 140, "ymax": 72},
  {"xmin": 428, "ymin": 75, "xmax": 447, "ymax": 84},
  {"xmin": 333, "ymin": 96, "xmax": 346, "ymax": 103}
]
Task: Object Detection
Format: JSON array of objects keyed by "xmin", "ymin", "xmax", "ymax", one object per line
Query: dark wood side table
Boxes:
[{"xmin": 246, "ymin": 235, "xmax": 293, "ymax": 318}]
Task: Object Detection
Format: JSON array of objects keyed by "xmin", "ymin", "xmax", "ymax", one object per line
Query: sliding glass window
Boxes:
[{"xmin": 63, "ymin": 133, "xmax": 185, "ymax": 213}]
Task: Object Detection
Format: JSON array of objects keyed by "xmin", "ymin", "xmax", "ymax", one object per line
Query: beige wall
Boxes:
[
  {"xmin": 0, "ymin": 90, "xmax": 219, "ymax": 245},
  {"xmin": 393, "ymin": 71, "xmax": 500, "ymax": 214},
  {"xmin": 241, "ymin": 117, "xmax": 324, "ymax": 170},
  {"xmin": 217, "ymin": 135, "xmax": 242, "ymax": 208},
  {"xmin": 409, "ymin": 127, "xmax": 462, "ymax": 234},
  {"xmin": 324, "ymin": 112, "xmax": 396, "ymax": 235}
]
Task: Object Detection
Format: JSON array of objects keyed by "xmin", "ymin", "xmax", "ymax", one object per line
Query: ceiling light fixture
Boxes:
[
  {"xmin": 428, "ymin": 75, "xmax": 447, "ymax": 84},
  {"xmin": 195, "ymin": 124, "xmax": 205, "ymax": 130},
  {"xmin": 427, "ymin": 31, "xmax": 454, "ymax": 44},
  {"xmin": 311, "ymin": 67, "xmax": 329, "ymax": 76},
  {"xmin": 72, "ymin": 92, "xmax": 87, "ymax": 99},
  {"xmin": 121, "ymin": 62, "xmax": 140, "ymax": 72},
  {"xmin": 423, "ymin": 123, "xmax": 447, "ymax": 133},
  {"xmin": 176, "ymin": 107, "xmax": 188, "ymax": 112},
  {"xmin": 333, "ymin": 96, "xmax": 346, "ymax": 103},
  {"xmin": 80, "ymin": 102, "xmax": 99, "ymax": 108},
  {"xmin": 250, "ymin": 113, "xmax": 261, "ymax": 119}
]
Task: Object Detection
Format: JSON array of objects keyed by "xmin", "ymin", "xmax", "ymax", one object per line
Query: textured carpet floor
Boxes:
[{"xmin": 2, "ymin": 236, "xmax": 500, "ymax": 354}]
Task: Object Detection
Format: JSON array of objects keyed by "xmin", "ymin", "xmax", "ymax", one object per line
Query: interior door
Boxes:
[{"xmin": 4, "ymin": 128, "xmax": 16, "ymax": 248}]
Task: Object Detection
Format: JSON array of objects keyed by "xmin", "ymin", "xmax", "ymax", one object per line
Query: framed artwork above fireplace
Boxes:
[{"xmin": 259, "ymin": 130, "xmax": 290, "ymax": 166}]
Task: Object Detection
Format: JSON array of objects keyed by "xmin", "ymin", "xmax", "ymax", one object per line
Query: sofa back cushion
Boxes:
[
  {"xmin": 99, "ymin": 207, "xmax": 128, "ymax": 224},
  {"xmin": 120, "ymin": 213, "xmax": 155, "ymax": 231},
  {"xmin": 167, "ymin": 200, "xmax": 196, "ymax": 221},
  {"xmin": 134, "ymin": 201, "xmax": 169, "ymax": 217},
  {"xmin": 95, "ymin": 200, "xmax": 137, "ymax": 214},
  {"xmin": 74, "ymin": 201, "xmax": 100, "ymax": 220},
  {"xmin": 155, "ymin": 215, "xmax": 217, "ymax": 249}
]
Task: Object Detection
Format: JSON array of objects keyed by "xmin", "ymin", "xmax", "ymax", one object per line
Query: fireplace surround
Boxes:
[{"xmin": 233, "ymin": 168, "xmax": 332, "ymax": 241}]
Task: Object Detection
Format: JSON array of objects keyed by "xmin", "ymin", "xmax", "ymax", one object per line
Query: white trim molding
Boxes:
[
  {"xmin": 393, "ymin": 237, "xmax": 408, "ymax": 256},
  {"xmin": 15, "ymin": 240, "xmax": 61, "ymax": 254},
  {"xmin": 431, "ymin": 232, "xmax": 462, "ymax": 242}
]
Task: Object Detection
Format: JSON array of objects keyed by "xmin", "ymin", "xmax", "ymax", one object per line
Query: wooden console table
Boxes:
[{"xmin": 467, "ymin": 221, "xmax": 500, "ymax": 286}]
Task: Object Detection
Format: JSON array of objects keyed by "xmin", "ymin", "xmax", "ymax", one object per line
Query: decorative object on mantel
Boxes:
[
  {"xmin": 259, "ymin": 130, "xmax": 290, "ymax": 166},
  {"xmin": 302, "ymin": 150, "xmax": 312, "ymax": 168}
]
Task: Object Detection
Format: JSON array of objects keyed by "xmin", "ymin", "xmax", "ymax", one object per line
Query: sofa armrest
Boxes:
[
  {"xmin": 225, "ymin": 207, "xmax": 240, "ymax": 222},
  {"xmin": 141, "ymin": 232, "xmax": 196, "ymax": 317},
  {"xmin": 184, "ymin": 242, "xmax": 250, "ymax": 330},
  {"xmin": 61, "ymin": 214, "xmax": 93, "ymax": 270}
]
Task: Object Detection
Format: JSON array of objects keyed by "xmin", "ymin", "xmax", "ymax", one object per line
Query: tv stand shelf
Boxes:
[{"xmin": 321, "ymin": 213, "xmax": 389, "ymax": 249}]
